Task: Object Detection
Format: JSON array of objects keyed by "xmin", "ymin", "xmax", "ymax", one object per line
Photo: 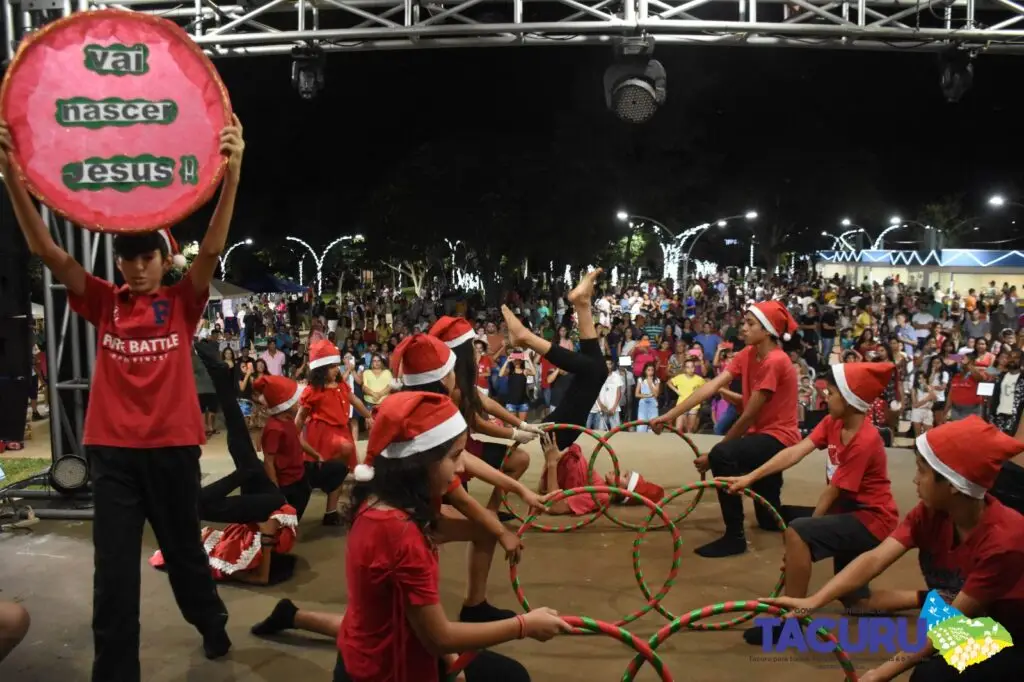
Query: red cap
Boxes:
[
  {"xmin": 253, "ymin": 375, "xmax": 302, "ymax": 415},
  {"xmin": 832, "ymin": 362, "xmax": 896, "ymax": 412},
  {"xmin": 747, "ymin": 301, "xmax": 798, "ymax": 341},
  {"xmin": 309, "ymin": 339, "xmax": 341, "ymax": 370},
  {"xmin": 390, "ymin": 334, "xmax": 456, "ymax": 387},
  {"xmin": 429, "ymin": 316, "xmax": 476, "ymax": 348},
  {"xmin": 917, "ymin": 415, "xmax": 1024, "ymax": 498},
  {"xmin": 354, "ymin": 391, "xmax": 467, "ymax": 482}
]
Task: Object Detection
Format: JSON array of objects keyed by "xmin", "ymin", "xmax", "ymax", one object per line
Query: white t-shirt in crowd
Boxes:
[
  {"xmin": 997, "ymin": 372, "xmax": 1020, "ymax": 415},
  {"xmin": 911, "ymin": 312, "xmax": 934, "ymax": 339},
  {"xmin": 592, "ymin": 372, "xmax": 625, "ymax": 413}
]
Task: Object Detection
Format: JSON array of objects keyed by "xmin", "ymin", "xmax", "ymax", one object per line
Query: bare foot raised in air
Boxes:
[
  {"xmin": 502, "ymin": 305, "xmax": 533, "ymax": 349},
  {"xmin": 568, "ymin": 268, "xmax": 603, "ymax": 307}
]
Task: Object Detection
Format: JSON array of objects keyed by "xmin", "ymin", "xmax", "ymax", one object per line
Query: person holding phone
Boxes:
[{"xmin": 499, "ymin": 353, "xmax": 533, "ymax": 423}]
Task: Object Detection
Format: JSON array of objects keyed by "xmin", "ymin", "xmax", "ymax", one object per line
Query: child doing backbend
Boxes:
[
  {"xmin": 297, "ymin": 339, "xmax": 375, "ymax": 525},
  {"xmin": 0, "ymin": 117, "xmax": 244, "ymax": 679},
  {"xmin": 536, "ymin": 431, "xmax": 665, "ymax": 515},
  {"xmin": 303, "ymin": 392, "xmax": 571, "ymax": 682},
  {"xmin": 150, "ymin": 343, "xmax": 300, "ymax": 585},
  {"xmin": 720, "ymin": 362, "xmax": 899, "ymax": 647},
  {"xmin": 769, "ymin": 417, "xmax": 1024, "ymax": 682}
]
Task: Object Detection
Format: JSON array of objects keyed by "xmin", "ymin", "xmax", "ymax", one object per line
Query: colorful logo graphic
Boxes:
[{"xmin": 920, "ymin": 590, "xmax": 1013, "ymax": 672}]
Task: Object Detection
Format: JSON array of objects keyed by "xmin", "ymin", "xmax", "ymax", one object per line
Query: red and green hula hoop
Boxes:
[
  {"xmin": 510, "ymin": 484, "xmax": 683, "ymax": 632},
  {"xmin": 621, "ymin": 601, "xmax": 858, "ymax": 682}
]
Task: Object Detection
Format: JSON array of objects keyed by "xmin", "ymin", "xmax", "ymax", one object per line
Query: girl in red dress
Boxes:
[
  {"xmin": 340, "ymin": 392, "xmax": 568, "ymax": 682},
  {"xmin": 297, "ymin": 339, "xmax": 375, "ymax": 525}
]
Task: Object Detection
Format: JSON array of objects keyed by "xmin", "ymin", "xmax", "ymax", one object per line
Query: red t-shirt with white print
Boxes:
[{"xmin": 69, "ymin": 272, "xmax": 208, "ymax": 448}]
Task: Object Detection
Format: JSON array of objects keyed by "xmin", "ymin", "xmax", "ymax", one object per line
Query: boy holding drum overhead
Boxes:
[{"xmin": 0, "ymin": 116, "xmax": 244, "ymax": 682}]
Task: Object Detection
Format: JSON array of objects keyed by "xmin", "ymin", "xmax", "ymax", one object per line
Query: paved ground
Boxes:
[{"xmin": 1, "ymin": 427, "xmax": 926, "ymax": 682}]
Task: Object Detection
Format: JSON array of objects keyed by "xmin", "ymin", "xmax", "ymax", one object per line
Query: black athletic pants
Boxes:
[
  {"xmin": 544, "ymin": 338, "xmax": 607, "ymax": 450},
  {"xmin": 197, "ymin": 344, "xmax": 287, "ymax": 524},
  {"xmin": 706, "ymin": 433, "xmax": 787, "ymax": 536},
  {"xmin": 89, "ymin": 445, "xmax": 227, "ymax": 682},
  {"xmin": 333, "ymin": 650, "xmax": 530, "ymax": 682}
]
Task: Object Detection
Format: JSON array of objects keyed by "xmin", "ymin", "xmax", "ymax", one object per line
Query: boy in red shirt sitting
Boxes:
[
  {"xmin": 0, "ymin": 117, "xmax": 244, "ymax": 682},
  {"xmin": 653, "ymin": 300, "xmax": 801, "ymax": 558},
  {"xmin": 723, "ymin": 362, "xmax": 899, "ymax": 646},
  {"xmin": 769, "ymin": 416, "xmax": 1024, "ymax": 682}
]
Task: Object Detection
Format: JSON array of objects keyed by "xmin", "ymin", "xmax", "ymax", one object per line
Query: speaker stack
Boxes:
[{"xmin": 0, "ymin": 190, "xmax": 34, "ymax": 444}]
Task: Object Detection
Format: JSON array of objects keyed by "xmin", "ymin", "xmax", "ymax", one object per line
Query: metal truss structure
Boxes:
[{"xmin": 6, "ymin": 0, "xmax": 1024, "ymax": 59}]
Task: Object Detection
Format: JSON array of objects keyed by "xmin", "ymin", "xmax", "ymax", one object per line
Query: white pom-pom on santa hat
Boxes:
[
  {"xmin": 747, "ymin": 301, "xmax": 799, "ymax": 342},
  {"xmin": 158, "ymin": 229, "xmax": 187, "ymax": 270},
  {"xmin": 353, "ymin": 463, "xmax": 375, "ymax": 482}
]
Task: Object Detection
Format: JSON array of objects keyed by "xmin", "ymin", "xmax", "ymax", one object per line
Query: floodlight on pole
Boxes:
[
  {"xmin": 889, "ymin": 216, "xmax": 901, "ymax": 225},
  {"xmin": 219, "ymin": 237, "xmax": 253, "ymax": 275},
  {"xmin": 989, "ymin": 195, "xmax": 1006, "ymax": 207},
  {"xmin": 616, "ymin": 210, "xmax": 629, "ymax": 221},
  {"xmin": 841, "ymin": 218, "xmax": 852, "ymax": 226}
]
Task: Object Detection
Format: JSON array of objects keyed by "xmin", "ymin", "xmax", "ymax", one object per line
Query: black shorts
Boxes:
[
  {"xmin": 304, "ymin": 460, "xmax": 348, "ymax": 493},
  {"xmin": 198, "ymin": 393, "xmax": 219, "ymax": 414},
  {"xmin": 480, "ymin": 441, "xmax": 510, "ymax": 470},
  {"xmin": 789, "ymin": 513, "xmax": 880, "ymax": 605}
]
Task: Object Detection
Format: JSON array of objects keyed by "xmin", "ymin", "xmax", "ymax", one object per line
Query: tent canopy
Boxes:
[{"xmin": 209, "ymin": 279, "xmax": 253, "ymax": 301}]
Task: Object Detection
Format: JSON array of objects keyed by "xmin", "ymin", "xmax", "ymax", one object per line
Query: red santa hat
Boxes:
[
  {"xmin": 308, "ymin": 339, "xmax": 341, "ymax": 371},
  {"xmin": 354, "ymin": 391, "xmax": 467, "ymax": 482},
  {"xmin": 253, "ymin": 375, "xmax": 302, "ymax": 415},
  {"xmin": 157, "ymin": 229, "xmax": 187, "ymax": 270},
  {"xmin": 389, "ymin": 334, "xmax": 456, "ymax": 388},
  {"xmin": 429, "ymin": 316, "xmax": 476, "ymax": 348},
  {"xmin": 747, "ymin": 300, "xmax": 798, "ymax": 341},
  {"xmin": 916, "ymin": 415, "xmax": 1024, "ymax": 499},
  {"xmin": 831, "ymin": 362, "xmax": 895, "ymax": 413},
  {"xmin": 622, "ymin": 471, "xmax": 665, "ymax": 506}
]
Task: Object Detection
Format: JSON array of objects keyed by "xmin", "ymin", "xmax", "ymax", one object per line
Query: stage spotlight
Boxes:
[
  {"xmin": 603, "ymin": 38, "xmax": 666, "ymax": 124},
  {"xmin": 939, "ymin": 47, "xmax": 973, "ymax": 103},
  {"xmin": 50, "ymin": 455, "xmax": 89, "ymax": 495},
  {"xmin": 291, "ymin": 45, "xmax": 325, "ymax": 100}
]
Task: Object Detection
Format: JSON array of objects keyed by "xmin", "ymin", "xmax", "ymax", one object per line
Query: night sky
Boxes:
[{"xmin": 175, "ymin": 45, "xmax": 1024, "ymax": 273}]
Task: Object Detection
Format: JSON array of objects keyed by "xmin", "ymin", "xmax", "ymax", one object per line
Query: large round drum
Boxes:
[{"xmin": 0, "ymin": 10, "xmax": 232, "ymax": 232}]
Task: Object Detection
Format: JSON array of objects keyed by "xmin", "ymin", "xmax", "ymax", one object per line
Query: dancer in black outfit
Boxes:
[
  {"xmin": 500, "ymin": 269, "xmax": 608, "ymax": 452},
  {"xmin": 194, "ymin": 341, "xmax": 290, "ymax": 524}
]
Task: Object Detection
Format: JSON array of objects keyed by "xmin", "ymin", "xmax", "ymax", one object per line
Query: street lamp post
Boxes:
[
  {"xmin": 286, "ymin": 234, "xmax": 365, "ymax": 296},
  {"xmin": 616, "ymin": 212, "xmax": 679, "ymax": 282},
  {"xmin": 680, "ymin": 211, "xmax": 757, "ymax": 286},
  {"xmin": 219, "ymin": 238, "xmax": 253, "ymax": 275}
]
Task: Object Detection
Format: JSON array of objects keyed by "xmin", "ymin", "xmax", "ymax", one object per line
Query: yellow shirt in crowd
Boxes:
[{"xmin": 669, "ymin": 373, "xmax": 705, "ymax": 407}]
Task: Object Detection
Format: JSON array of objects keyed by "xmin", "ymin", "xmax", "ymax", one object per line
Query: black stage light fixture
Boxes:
[
  {"xmin": 603, "ymin": 37, "xmax": 667, "ymax": 124},
  {"xmin": 50, "ymin": 454, "xmax": 89, "ymax": 495},
  {"xmin": 939, "ymin": 46, "xmax": 973, "ymax": 103},
  {"xmin": 291, "ymin": 45, "xmax": 326, "ymax": 100}
]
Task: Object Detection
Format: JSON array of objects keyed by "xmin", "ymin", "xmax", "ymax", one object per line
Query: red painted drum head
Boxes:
[{"xmin": 0, "ymin": 10, "xmax": 232, "ymax": 233}]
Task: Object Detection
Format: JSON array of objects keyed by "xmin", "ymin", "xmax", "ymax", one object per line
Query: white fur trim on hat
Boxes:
[
  {"xmin": 309, "ymin": 354, "xmax": 341, "ymax": 370},
  {"xmin": 400, "ymin": 350, "xmax": 456, "ymax": 387},
  {"xmin": 747, "ymin": 305, "xmax": 779, "ymax": 339},
  {"xmin": 916, "ymin": 432, "xmax": 986, "ymax": 499},
  {"xmin": 444, "ymin": 329, "xmax": 477, "ymax": 348},
  {"xmin": 266, "ymin": 384, "xmax": 303, "ymax": 415},
  {"xmin": 832, "ymin": 364, "xmax": 871, "ymax": 413},
  {"xmin": 626, "ymin": 471, "xmax": 640, "ymax": 493},
  {"xmin": 380, "ymin": 411, "xmax": 468, "ymax": 461}
]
